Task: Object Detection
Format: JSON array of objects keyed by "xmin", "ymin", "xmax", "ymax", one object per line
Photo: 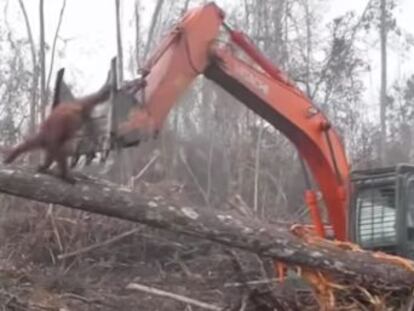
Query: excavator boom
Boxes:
[{"xmin": 112, "ymin": 2, "xmax": 350, "ymax": 240}]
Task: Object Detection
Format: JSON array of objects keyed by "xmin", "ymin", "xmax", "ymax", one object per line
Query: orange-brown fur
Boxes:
[{"xmin": 3, "ymin": 84, "xmax": 111, "ymax": 183}]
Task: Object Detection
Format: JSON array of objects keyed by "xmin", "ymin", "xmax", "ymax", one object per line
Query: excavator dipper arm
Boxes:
[{"xmin": 117, "ymin": 2, "xmax": 350, "ymax": 241}]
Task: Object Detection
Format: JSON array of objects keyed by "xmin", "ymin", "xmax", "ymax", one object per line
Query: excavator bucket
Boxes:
[
  {"xmin": 51, "ymin": 57, "xmax": 146, "ymax": 167},
  {"xmin": 105, "ymin": 58, "xmax": 147, "ymax": 148}
]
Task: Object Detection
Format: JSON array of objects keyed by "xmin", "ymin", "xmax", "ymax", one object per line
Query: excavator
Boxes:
[{"xmin": 53, "ymin": 2, "xmax": 414, "ymax": 261}]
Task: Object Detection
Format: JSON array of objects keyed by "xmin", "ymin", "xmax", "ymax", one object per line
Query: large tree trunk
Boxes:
[{"xmin": 0, "ymin": 165, "xmax": 414, "ymax": 292}]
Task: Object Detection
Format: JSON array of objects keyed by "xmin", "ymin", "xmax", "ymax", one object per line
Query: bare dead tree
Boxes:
[
  {"xmin": 243, "ymin": 0, "xmax": 250, "ymax": 28},
  {"xmin": 379, "ymin": 0, "xmax": 388, "ymax": 164},
  {"xmin": 182, "ymin": 0, "xmax": 191, "ymax": 12},
  {"xmin": 309, "ymin": 0, "xmax": 373, "ymax": 100},
  {"xmin": 115, "ymin": 0, "xmax": 124, "ymax": 83},
  {"xmin": 134, "ymin": 0, "xmax": 141, "ymax": 69},
  {"xmin": 303, "ymin": 0, "xmax": 312, "ymax": 97},
  {"xmin": 206, "ymin": 139, "xmax": 214, "ymax": 206},
  {"xmin": 144, "ymin": 0, "xmax": 165, "ymax": 60},
  {"xmin": 39, "ymin": 0, "xmax": 46, "ymax": 121},
  {"xmin": 17, "ymin": 0, "xmax": 38, "ymax": 134},
  {"xmin": 253, "ymin": 123, "xmax": 264, "ymax": 214},
  {"xmin": 0, "ymin": 30, "xmax": 27, "ymax": 144},
  {"xmin": 45, "ymin": 0, "xmax": 67, "ymax": 101}
]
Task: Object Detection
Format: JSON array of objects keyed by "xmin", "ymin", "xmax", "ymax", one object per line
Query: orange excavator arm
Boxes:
[{"xmin": 117, "ymin": 2, "xmax": 350, "ymax": 241}]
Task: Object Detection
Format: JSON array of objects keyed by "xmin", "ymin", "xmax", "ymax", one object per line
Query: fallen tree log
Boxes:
[{"xmin": 0, "ymin": 165, "xmax": 413, "ymax": 291}]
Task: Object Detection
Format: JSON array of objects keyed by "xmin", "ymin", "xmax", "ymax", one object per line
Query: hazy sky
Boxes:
[{"xmin": 3, "ymin": 0, "xmax": 414, "ymax": 117}]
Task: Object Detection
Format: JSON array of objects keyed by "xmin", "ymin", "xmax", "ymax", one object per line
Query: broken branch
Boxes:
[
  {"xmin": 126, "ymin": 282, "xmax": 223, "ymax": 310},
  {"xmin": 57, "ymin": 227, "xmax": 141, "ymax": 260}
]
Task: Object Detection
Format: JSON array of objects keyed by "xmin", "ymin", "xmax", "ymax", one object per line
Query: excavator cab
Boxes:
[
  {"xmin": 51, "ymin": 57, "xmax": 146, "ymax": 167},
  {"xmin": 348, "ymin": 164, "xmax": 414, "ymax": 259}
]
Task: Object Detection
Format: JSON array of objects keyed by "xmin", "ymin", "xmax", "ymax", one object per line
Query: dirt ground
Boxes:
[{"xmin": 0, "ymin": 191, "xmax": 316, "ymax": 311}]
